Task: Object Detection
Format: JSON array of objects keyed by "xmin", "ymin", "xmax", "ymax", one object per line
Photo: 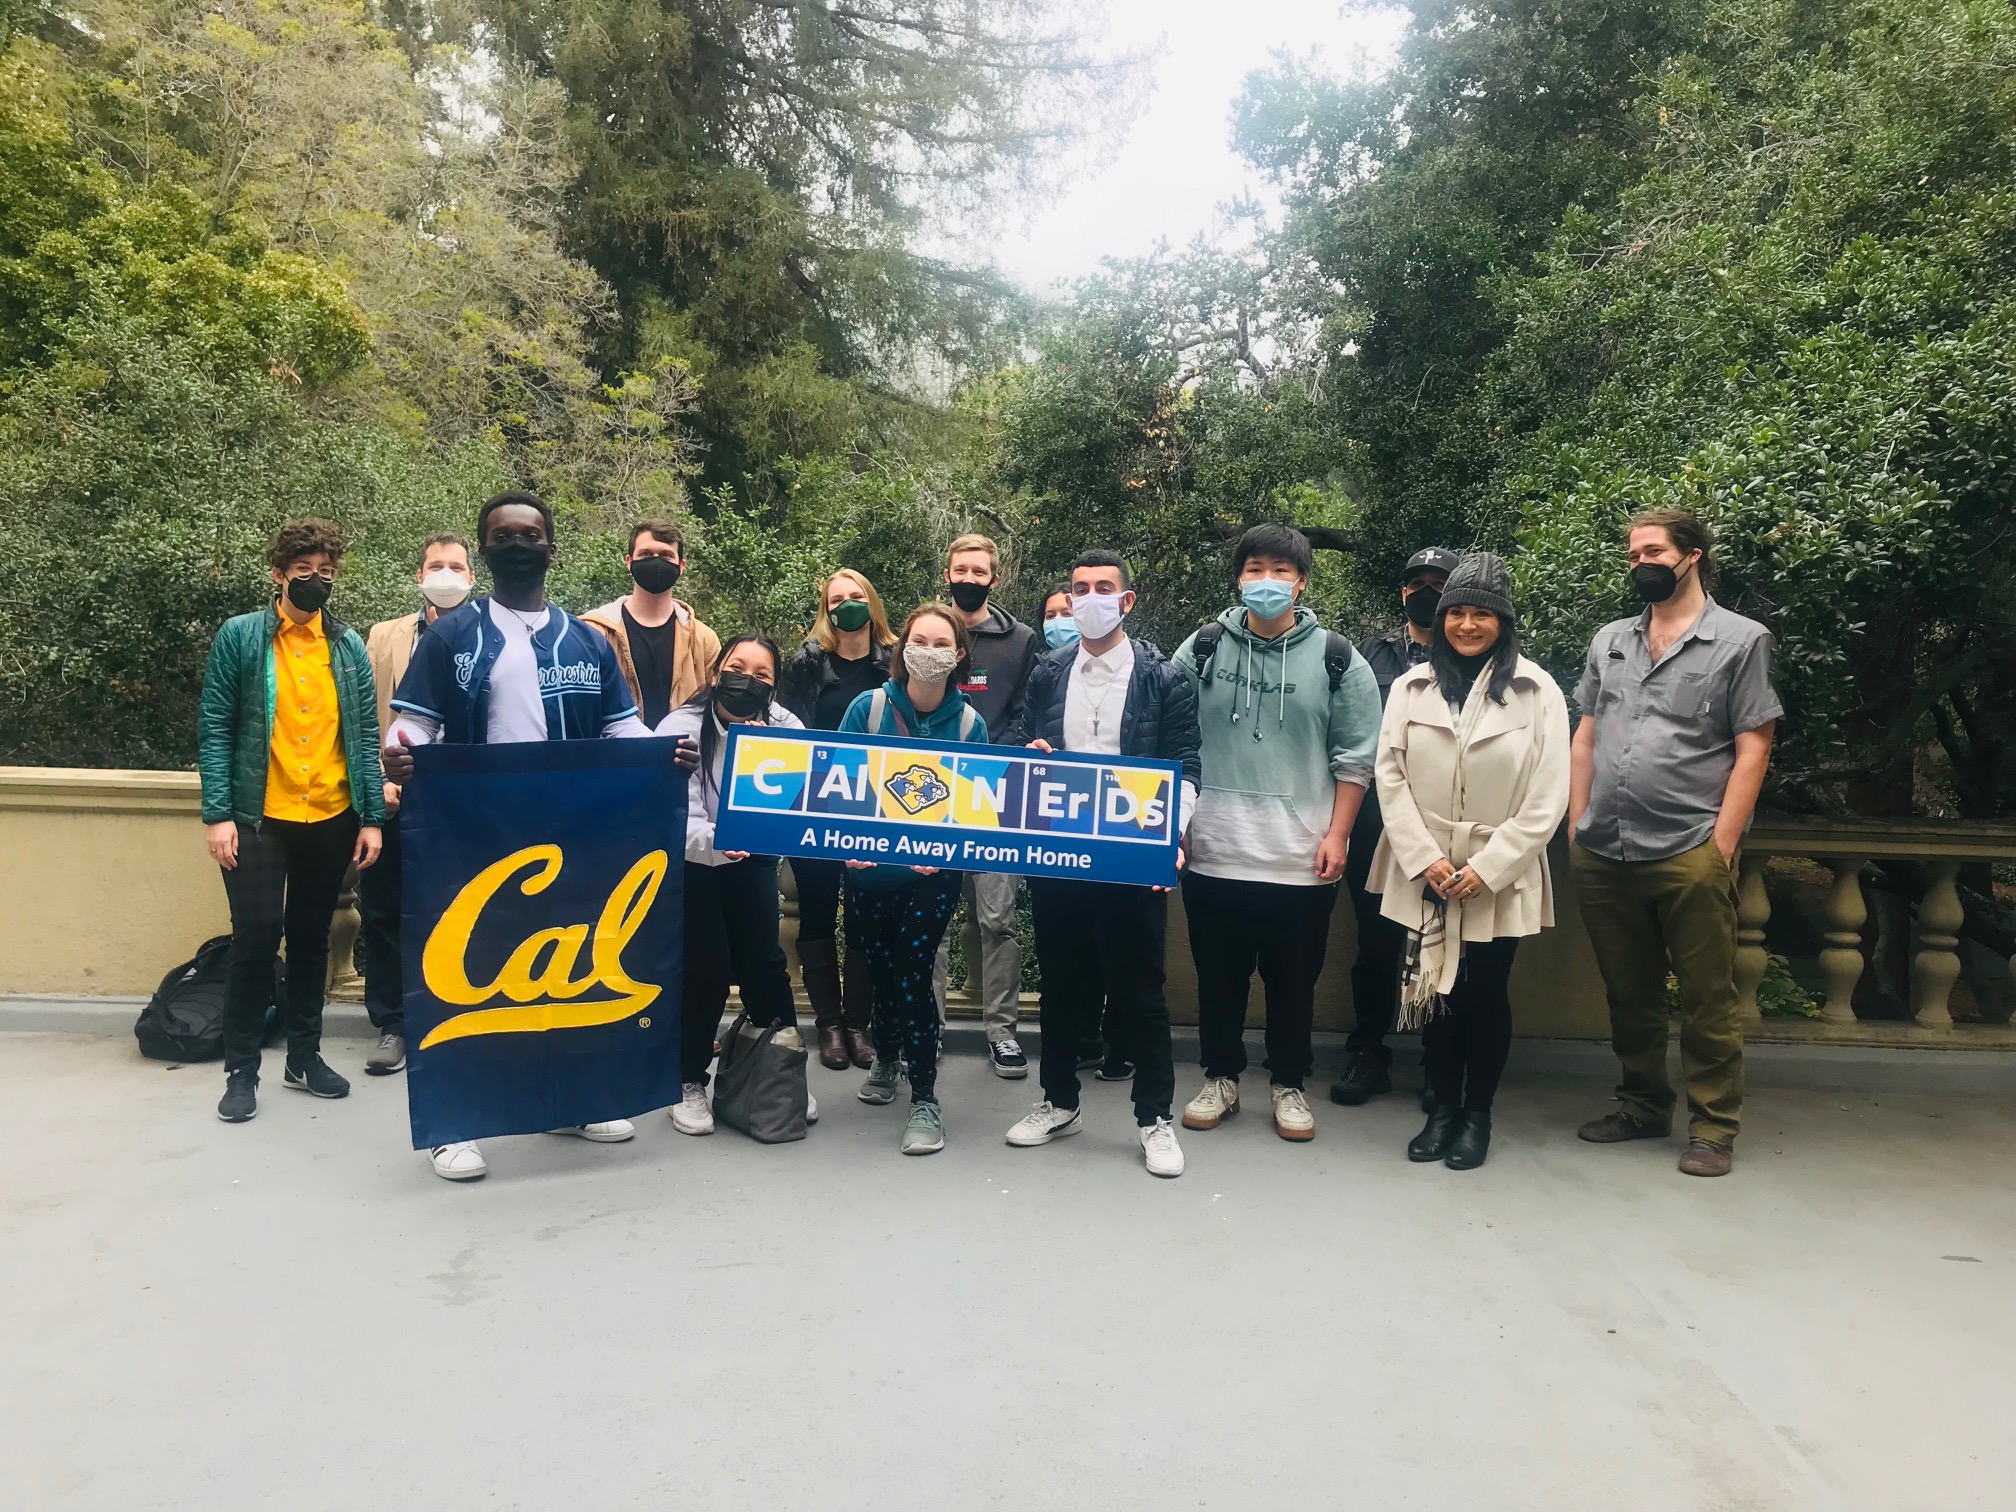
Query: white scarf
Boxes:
[{"xmin": 1396, "ymin": 656, "xmax": 1498, "ymax": 1030}]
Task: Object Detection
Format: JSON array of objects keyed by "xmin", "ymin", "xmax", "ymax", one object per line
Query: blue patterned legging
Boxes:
[{"xmin": 844, "ymin": 871, "xmax": 964, "ymax": 1102}]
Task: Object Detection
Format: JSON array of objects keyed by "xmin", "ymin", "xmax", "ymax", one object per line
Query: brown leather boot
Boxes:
[
  {"xmin": 1677, "ymin": 1138, "xmax": 1733, "ymax": 1177},
  {"xmin": 796, "ymin": 937, "xmax": 843, "ymax": 1027},
  {"xmin": 845, "ymin": 1026, "xmax": 876, "ymax": 1070},
  {"xmin": 842, "ymin": 942, "xmax": 875, "ymax": 1068},
  {"xmin": 817, "ymin": 1026, "xmax": 849, "ymax": 1071}
]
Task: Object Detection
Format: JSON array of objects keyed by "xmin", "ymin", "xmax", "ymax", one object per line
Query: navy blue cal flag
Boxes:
[{"xmin": 398, "ymin": 738, "xmax": 687, "ymax": 1149}]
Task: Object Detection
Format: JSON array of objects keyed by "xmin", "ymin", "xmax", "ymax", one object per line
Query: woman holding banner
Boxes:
[
  {"xmin": 660, "ymin": 634, "xmax": 811, "ymax": 1137},
  {"xmin": 777, "ymin": 570, "xmax": 897, "ymax": 1072},
  {"xmin": 837, "ymin": 605, "xmax": 991, "ymax": 1156}
]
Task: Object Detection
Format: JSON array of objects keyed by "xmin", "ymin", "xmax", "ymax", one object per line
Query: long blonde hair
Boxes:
[{"xmin": 810, "ymin": 568, "xmax": 898, "ymax": 652}]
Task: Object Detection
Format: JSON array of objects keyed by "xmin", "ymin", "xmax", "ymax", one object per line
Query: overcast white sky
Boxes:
[{"xmin": 990, "ymin": 0, "xmax": 1409, "ymax": 294}]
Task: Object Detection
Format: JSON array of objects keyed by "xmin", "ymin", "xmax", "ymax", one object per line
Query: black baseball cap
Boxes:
[{"xmin": 1402, "ymin": 546, "xmax": 1461, "ymax": 583}]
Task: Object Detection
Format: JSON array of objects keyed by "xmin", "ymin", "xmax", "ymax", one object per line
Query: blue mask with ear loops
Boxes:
[
  {"xmin": 1043, "ymin": 619, "xmax": 1080, "ymax": 650},
  {"xmin": 1240, "ymin": 578, "xmax": 1295, "ymax": 621}
]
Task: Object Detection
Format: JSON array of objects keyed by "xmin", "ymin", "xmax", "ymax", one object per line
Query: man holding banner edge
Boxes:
[{"xmin": 1007, "ymin": 549, "xmax": 1201, "ymax": 1179}]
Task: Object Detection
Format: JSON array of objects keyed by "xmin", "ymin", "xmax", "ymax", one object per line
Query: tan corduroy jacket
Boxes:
[
  {"xmin": 580, "ymin": 597, "xmax": 721, "ymax": 721},
  {"xmin": 1367, "ymin": 656, "xmax": 1572, "ymax": 942}
]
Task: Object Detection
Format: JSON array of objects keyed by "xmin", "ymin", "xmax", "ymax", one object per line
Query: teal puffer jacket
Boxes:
[{"xmin": 197, "ymin": 605, "xmax": 386, "ymax": 827}]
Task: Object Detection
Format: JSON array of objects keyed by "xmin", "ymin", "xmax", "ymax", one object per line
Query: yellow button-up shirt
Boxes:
[{"xmin": 264, "ymin": 612, "xmax": 352, "ymax": 822}]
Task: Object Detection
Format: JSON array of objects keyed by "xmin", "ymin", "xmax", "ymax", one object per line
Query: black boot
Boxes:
[
  {"xmin": 1444, "ymin": 1109, "xmax": 1492, "ymax": 1170},
  {"xmin": 1330, "ymin": 1049, "xmax": 1393, "ymax": 1106},
  {"xmin": 1407, "ymin": 1105, "xmax": 1461, "ymax": 1163}
]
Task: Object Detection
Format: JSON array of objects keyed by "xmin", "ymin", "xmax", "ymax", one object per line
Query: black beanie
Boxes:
[{"xmin": 1438, "ymin": 551, "xmax": 1515, "ymax": 621}]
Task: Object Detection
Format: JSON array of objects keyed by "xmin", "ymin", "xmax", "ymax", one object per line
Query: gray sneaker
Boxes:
[
  {"xmin": 858, "ymin": 1060, "xmax": 901, "ymax": 1105},
  {"xmin": 365, "ymin": 1031, "xmax": 406, "ymax": 1076},
  {"xmin": 901, "ymin": 1100, "xmax": 945, "ymax": 1155}
]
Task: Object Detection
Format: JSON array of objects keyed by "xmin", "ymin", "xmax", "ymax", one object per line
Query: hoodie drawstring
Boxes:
[{"xmin": 1230, "ymin": 621, "xmax": 1291, "ymax": 740}]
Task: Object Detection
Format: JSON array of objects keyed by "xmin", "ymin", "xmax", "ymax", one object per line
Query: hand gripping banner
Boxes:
[
  {"xmin": 712, "ymin": 725, "xmax": 1183, "ymax": 889},
  {"xmin": 398, "ymin": 739, "xmax": 687, "ymax": 1149}
]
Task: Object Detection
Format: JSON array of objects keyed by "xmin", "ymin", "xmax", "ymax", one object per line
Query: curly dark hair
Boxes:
[{"xmin": 267, "ymin": 518, "xmax": 346, "ymax": 573}]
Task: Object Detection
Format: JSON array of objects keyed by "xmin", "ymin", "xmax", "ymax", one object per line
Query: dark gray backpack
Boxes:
[{"xmin": 133, "ymin": 936, "xmax": 283, "ymax": 1061}]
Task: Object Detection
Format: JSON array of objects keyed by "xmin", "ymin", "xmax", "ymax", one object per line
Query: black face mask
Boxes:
[
  {"xmin": 629, "ymin": 556, "xmax": 681, "ymax": 594},
  {"xmin": 714, "ymin": 670, "xmax": 772, "ymax": 719},
  {"xmin": 484, "ymin": 538, "xmax": 551, "ymax": 590},
  {"xmin": 284, "ymin": 575, "xmax": 332, "ymax": 613},
  {"xmin": 947, "ymin": 581, "xmax": 991, "ymax": 614},
  {"xmin": 1631, "ymin": 562, "xmax": 1686, "ymax": 603},
  {"xmin": 1404, "ymin": 586, "xmax": 1441, "ymax": 628}
]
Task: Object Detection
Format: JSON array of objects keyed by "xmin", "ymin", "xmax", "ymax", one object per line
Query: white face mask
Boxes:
[
  {"xmin": 1070, "ymin": 591, "xmax": 1126, "ymax": 641},
  {"xmin": 419, "ymin": 568, "xmax": 472, "ymax": 610},
  {"xmin": 903, "ymin": 643, "xmax": 960, "ymax": 685}
]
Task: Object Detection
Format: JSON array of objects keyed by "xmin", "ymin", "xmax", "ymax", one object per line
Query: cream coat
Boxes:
[{"xmin": 1367, "ymin": 655, "xmax": 1571, "ymax": 942}]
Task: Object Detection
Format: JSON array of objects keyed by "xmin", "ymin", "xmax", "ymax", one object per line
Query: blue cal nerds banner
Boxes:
[
  {"xmin": 398, "ymin": 739, "xmax": 687, "ymax": 1149},
  {"xmin": 713, "ymin": 725, "xmax": 1182, "ymax": 889}
]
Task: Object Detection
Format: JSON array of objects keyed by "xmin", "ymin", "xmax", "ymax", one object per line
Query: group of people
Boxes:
[{"xmin": 196, "ymin": 494, "xmax": 1780, "ymax": 1185}]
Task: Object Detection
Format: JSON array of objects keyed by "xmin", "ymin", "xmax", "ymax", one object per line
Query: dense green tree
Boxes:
[{"xmin": 449, "ymin": 0, "xmax": 1137, "ymax": 500}]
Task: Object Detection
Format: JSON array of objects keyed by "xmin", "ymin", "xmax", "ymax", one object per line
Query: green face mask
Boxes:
[{"xmin": 830, "ymin": 599, "xmax": 871, "ymax": 633}]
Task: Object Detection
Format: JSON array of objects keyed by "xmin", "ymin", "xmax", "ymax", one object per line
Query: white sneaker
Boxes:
[
  {"xmin": 1182, "ymin": 1076, "xmax": 1240, "ymax": 1130},
  {"xmin": 549, "ymin": 1119, "xmax": 635, "ymax": 1143},
  {"xmin": 1271, "ymin": 1085, "xmax": 1316, "ymax": 1142},
  {"xmin": 806, "ymin": 1091, "xmax": 819, "ymax": 1125},
  {"xmin": 1005, "ymin": 1101, "xmax": 1083, "ymax": 1147},
  {"xmin": 1139, "ymin": 1117, "xmax": 1185, "ymax": 1177},
  {"xmin": 670, "ymin": 1083, "xmax": 714, "ymax": 1136},
  {"xmin": 431, "ymin": 1141, "xmax": 486, "ymax": 1181}
]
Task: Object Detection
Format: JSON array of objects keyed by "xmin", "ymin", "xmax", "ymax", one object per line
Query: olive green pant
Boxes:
[{"xmin": 1571, "ymin": 838, "xmax": 1743, "ymax": 1145}]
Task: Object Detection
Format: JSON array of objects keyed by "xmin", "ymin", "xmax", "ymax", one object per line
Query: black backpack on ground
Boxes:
[
  {"xmin": 133, "ymin": 936, "xmax": 284, "ymax": 1062},
  {"xmin": 1190, "ymin": 622, "xmax": 1357, "ymax": 691}
]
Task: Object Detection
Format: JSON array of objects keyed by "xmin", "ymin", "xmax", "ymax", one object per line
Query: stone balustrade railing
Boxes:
[{"xmin": 1735, "ymin": 818, "xmax": 2016, "ymax": 1031}]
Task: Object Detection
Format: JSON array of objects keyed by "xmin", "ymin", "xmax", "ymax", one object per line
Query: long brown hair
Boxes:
[{"xmin": 810, "ymin": 568, "xmax": 898, "ymax": 652}]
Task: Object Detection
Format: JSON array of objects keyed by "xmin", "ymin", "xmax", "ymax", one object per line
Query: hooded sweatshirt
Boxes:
[
  {"xmin": 1174, "ymin": 604, "xmax": 1382, "ymax": 886},
  {"xmin": 953, "ymin": 602, "xmax": 1039, "ymax": 742}
]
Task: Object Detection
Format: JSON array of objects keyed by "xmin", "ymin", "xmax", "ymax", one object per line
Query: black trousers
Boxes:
[
  {"xmin": 1031, "ymin": 878, "xmax": 1175, "ymax": 1124},
  {"xmin": 1422, "ymin": 936, "xmax": 1521, "ymax": 1111},
  {"xmin": 681, "ymin": 858, "xmax": 797, "ymax": 1086},
  {"xmin": 356, "ymin": 811, "xmax": 404, "ymax": 1032},
  {"xmin": 219, "ymin": 812, "xmax": 357, "ymax": 1072},
  {"xmin": 1185, "ymin": 872, "xmax": 1340, "ymax": 1090},
  {"xmin": 847, "ymin": 872, "xmax": 963, "ymax": 1101},
  {"xmin": 793, "ymin": 855, "xmax": 845, "ymax": 944},
  {"xmin": 1345, "ymin": 799, "xmax": 1406, "ymax": 1060}
]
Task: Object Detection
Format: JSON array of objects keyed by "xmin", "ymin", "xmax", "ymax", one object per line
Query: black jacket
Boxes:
[
  {"xmin": 1358, "ymin": 626, "xmax": 1431, "ymax": 704},
  {"xmin": 1017, "ymin": 637, "xmax": 1203, "ymax": 789},
  {"xmin": 1351, "ymin": 627, "xmax": 1430, "ymax": 842},
  {"xmin": 778, "ymin": 639, "xmax": 892, "ymax": 729},
  {"xmin": 956, "ymin": 603, "xmax": 1040, "ymax": 742}
]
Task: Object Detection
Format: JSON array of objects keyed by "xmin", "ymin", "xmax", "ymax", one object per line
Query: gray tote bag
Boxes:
[{"xmin": 711, "ymin": 1012, "xmax": 809, "ymax": 1144}]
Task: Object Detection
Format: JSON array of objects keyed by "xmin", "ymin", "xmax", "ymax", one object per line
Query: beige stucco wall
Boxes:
[
  {"xmin": 1, "ymin": 766, "xmax": 1612, "ymax": 1035},
  {"xmin": 0, "ymin": 768, "xmax": 229, "ymax": 996}
]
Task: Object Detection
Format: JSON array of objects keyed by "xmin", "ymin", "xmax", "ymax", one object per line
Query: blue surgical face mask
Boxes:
[
  {"xmin": 1043, "ymin": 618, "xmax": 1081, "ymax": 650},
  {"xmin": 1239, "ymin": 577, "xmax": 1296, "ymax": 621}
]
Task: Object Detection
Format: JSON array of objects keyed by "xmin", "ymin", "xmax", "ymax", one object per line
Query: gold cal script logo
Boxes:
[{"xmin": 419, "ymin": 844, "xmax": 667, "ymax": 1049}]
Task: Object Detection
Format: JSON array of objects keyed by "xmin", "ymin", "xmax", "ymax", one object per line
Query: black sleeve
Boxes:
[
  {"xmin": 1157, "ymin": 661, "xmax": 1203, "ymax": 788},
  {"xmin": 1013, "ymin": 653, "xmax": 1057, "ymax": 747},
  {"xmin": 997, "ymin": 623, "xmax": 1040, "ymax": 745}
]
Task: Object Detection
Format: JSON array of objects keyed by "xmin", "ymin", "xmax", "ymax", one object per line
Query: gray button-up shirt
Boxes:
[{"xmin": 1574, "ymin": 597, "xmax": 1783, "ymax": 863}]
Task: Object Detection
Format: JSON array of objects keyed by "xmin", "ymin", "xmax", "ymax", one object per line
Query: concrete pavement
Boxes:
[{"xmin": 2, "ymin": 1031, "xmax": 2012, "ymax": 1511}]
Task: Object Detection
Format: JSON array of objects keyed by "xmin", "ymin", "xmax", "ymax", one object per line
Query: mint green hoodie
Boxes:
[{"xmin": 1174, "ymin": 605, "xmax": 1382, "ymax": 885}]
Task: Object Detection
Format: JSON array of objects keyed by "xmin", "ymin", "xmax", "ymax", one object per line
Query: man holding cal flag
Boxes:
[{"xmin": 381, "ymin": 490, "xmax": 680, "ymax": 1183}]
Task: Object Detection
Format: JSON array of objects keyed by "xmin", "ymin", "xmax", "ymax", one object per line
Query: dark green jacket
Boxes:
[{"xmin": 198, "ymin": 605, "xmax": 386, "ymax": 827}]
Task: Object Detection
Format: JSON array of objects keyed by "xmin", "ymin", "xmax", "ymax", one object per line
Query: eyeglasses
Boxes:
[{"xmin": 289, "ymin": 568, "xmax": 337, "ymax": 581}]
